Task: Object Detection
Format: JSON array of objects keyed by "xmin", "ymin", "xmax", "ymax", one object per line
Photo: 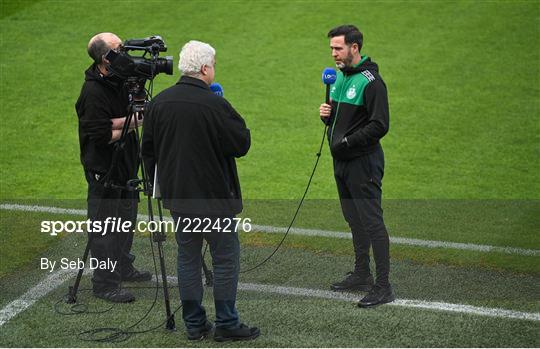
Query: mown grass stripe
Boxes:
[{"xmin": 1, "ymin": 203, "xmax": 538, "ymax": 256}]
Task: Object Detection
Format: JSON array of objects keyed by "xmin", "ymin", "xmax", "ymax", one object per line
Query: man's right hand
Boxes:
[{"xmin": 319, "ymin": 103, "xmax": 332, "ymax": 121}]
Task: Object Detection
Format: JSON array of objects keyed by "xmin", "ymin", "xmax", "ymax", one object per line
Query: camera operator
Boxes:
[
  {"xmin": 142, "ymin": 40, "xmax": 259, "ymax": 341},
  {"xmin": 75, "ymin": 32, "xmax": 151, "ymax": 303}
]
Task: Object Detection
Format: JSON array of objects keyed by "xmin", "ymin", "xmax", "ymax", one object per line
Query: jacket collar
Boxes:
[
  {"xmin": 341, "ymin": 55, "xmax": 371, "ymax": 76},
  {"xmin": 177, "ymin": 75, "xmax": 211, "ymax": 90}
]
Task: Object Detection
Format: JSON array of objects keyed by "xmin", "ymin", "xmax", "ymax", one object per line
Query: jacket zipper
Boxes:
[{"xmin": 330, "ymin": 75, "xmax": 348, "ymax": 144}]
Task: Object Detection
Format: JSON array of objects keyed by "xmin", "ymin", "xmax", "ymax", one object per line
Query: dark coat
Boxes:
[
  {"xmin": 75, "ymin": 65, "xmax": 138, "ymax": 184},
  {"xmin": 142, "ymin": 76, "xmax": 250, "ymax": 216}
]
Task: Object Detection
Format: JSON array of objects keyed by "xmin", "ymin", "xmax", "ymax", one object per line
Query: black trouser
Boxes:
[
  {"xmin": 172, "ymin": 213, "xmax": 241, "ymax": 330},
  {"xmin": 85, "ymin": 170, "xmax": 138, "ymax": 292},
  {"xmin": 333, "ymin": 146, "xmax": 390, "ymax": 287}
]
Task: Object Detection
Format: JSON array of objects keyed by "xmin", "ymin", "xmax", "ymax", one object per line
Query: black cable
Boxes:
[
  {"xmin": 77, "ymin": 304, "xmax": 182, "ymax": 343},
  {"xmin": 74, "ymin": 208, "xmax": 164, "ymax": 343},
  {"xmin": 81, "ymin": 241, "xmax": 206, "ymax": 342},
  {"xmin": 55, "ymin": 227, "xmax": 159, "ymax": 320},
  {"xmin": 54, "ymin": 290, "xmax": 114, "ymax": 315},
  {"xmin": 54, "ymin": 220, "xmax": 160, "ymax": 320},
  {"xmin": 77, "ymin": 164, "xmax": 163, "ymax": 342},
  {"xmin": 240, "ymin": 124, "xmax": 328, "ymax": 273},
  {"xmin": 58, "ymin": 77, "xmax": 327, "ymax": 341},
  {"xmin": 73, "ymin": 108, "xmax": 323, "ymax": 339}
]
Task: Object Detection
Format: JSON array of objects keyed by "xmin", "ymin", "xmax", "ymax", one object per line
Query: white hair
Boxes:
[{"xmin": 178, "ymin": 40, "xmax": 215, "ymax": 76}]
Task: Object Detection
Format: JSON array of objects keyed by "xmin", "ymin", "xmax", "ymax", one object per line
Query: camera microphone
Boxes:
[
  {"xmin": 210, "ymin": 82, "xmax": 224, "ymax": 97},
  {"xmin": 322, "ymin": 67, "xmax": 337, "ymax": 104}
]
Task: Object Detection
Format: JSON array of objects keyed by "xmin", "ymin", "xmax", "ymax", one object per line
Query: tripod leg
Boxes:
[
  {"xmin": 65, "ymin": 234, "xmax": 92, "ymax": 303},
  {"xmin": 130, "ymin": 98, "xmax": 175, "ymax": 331},
  {"xmin": 153, "ymin": 199, "xmax": 175, "ymax": 331},
  {"xmin": 201, "ymin": 254, "xmax": 213, "ymax": 287},
  {"xmin": 154, "ymin": 234, "xmax": 175, "ymax": 331}
]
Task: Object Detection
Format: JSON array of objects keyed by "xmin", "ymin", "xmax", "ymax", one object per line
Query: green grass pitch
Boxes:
[{"xmin": 0, "ymin": 0, "xmax": 539, "ymax": 347}]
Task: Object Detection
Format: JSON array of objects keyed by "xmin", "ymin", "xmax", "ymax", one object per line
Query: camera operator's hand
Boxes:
[
  {"xmin": 111, "ymin": 115, "xmax": 143, "ymax": 130},
  {"xmin": 108, "ymin": 115, "xmax": 142, "ymax": 143},
  {"xmin": 320, "ymin": 103, "xmax": 332, "ymax": 121}
]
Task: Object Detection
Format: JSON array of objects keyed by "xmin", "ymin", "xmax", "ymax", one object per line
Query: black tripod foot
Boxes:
[
  {"xmin": 166, "ymin": 315, "xmax": 176, "ymax": 331},
  {"xmin": 65, "ymin": 286, "xmax": 77, "ymax": 304}
]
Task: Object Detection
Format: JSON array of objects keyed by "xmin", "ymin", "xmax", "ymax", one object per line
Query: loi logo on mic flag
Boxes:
[
  {"xmin": 210, "ymin": 82, "xmax": 224, "ymax": 96},
  {"xmin": 322, "ymin": 68, "xmax": 337, "ymax": 85}
]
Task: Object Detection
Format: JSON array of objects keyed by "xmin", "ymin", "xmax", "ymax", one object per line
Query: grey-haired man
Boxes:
[{"xmin": 142, "ymin": 40, "xmax": 259, "ymax": 341}]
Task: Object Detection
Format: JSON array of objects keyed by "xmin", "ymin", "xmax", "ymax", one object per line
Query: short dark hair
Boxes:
[
  {"xmin": 87, "ymin": 38, "xmax": 109, "ymax": 64},
  {"xmin": 327, "ymin": 25, "xmax": 363, "ymax": 50}
]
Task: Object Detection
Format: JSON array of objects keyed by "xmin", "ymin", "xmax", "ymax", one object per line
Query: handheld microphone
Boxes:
[
  {"xmin": 210, "ymin": 82, "xmax": 224, "ymax": 97},
  {"xmin": 322, "ymin": 68, "xmax": 337, "ymax": 104}
]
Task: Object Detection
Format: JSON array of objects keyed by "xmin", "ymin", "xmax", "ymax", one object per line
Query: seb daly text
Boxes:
[{"xmin": 41, "ymin": 258, "xmax": 117, "ymax": 273}]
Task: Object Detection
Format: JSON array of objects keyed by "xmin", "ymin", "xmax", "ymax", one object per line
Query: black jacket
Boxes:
[
  {"xmin": 75, "ymin": 65, "xmax": 138, "ymax": 183},
  {"xmin": 141, "ymin": 76, "xmax": 250, "ymax": 216},
  {"xmin": 327, "ymin": 57, "xmax": 390, "ymax": 160}
]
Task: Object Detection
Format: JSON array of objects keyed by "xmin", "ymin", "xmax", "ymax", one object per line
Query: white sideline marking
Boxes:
[
  {"xmin": 249, "ymin": 224, "xmax": 540, "ymax": 256},
  {"xmin": 0, "ymin": 269, "xmax": 73, "ymax": 326},
  {"xmin": 2, "ymin": 203, "xmax": 539, "ymax": 256},
  {"xmin": 1, "ymin": 272, "xmax": 539, "ymax": 328},
  {"xmin": 162, "ymin": 275, "xmax": 540, "ymax": 322}
]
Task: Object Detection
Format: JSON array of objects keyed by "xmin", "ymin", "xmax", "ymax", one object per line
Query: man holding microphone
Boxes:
[{"xmin": 319, "ymin": 25, "xmax": 395, "ymax": 307}]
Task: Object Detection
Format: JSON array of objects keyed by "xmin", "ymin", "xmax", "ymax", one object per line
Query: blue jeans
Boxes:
[{"xmin": 172, "ymin": 212, "xmax": 241, "ymax": 330}]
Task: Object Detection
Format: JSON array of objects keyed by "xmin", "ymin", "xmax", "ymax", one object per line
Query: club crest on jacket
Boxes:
[{"xmin": 346, "ymin": 86, "xmax": 357, "ymax": 99}]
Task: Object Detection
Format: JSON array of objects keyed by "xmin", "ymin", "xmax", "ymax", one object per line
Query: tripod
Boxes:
[{"xmin": 66, "ymin": 77, "xmax": 213, "ymax": 331}]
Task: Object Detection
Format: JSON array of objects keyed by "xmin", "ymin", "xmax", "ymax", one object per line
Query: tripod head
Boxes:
[{"xmin": 126, "ymin": 77, "xmax": 148, "ymax": 113}]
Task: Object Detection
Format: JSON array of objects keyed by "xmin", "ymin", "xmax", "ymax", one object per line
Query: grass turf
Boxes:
[
  {"xmin": 0, "ymin": 0, "xmax": 539, "ymax": 200},
  {"xmin": 1, "ymin": 211, "xmax": 539, "ymax": 312},
  {"xmin": 1, "ymin": 0, "xmax": 539, "ymax": 347},
  {"xmin": 0, "ymin": 222, "xmax": 538, "ymax": 347},
  {"xmin": 2, "ymin": 289, "xmax": 539, "ymax": 347}
]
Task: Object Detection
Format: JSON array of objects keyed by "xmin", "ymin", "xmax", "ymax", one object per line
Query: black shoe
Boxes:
[
  {"xmin": 187, "ymin": 321, "xmax": 214, "ymax": 341},
  {"xmin": 122, "ymin": 268, "xmax": 152, "ymax": 282},
  {"xmin": 357, "ymin": 284, "xmax": 395, "ymax": 308},
  {"xmin": 93, "ymin": 288, "xmax": 135, "ymax": 303},
  {"xmin": 330, "ymin": 271, "xmax": 374, "ymax": 292},
  {"xmin": 214, "ymin": 323, "xmax": 260, "ymax": 342}
]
